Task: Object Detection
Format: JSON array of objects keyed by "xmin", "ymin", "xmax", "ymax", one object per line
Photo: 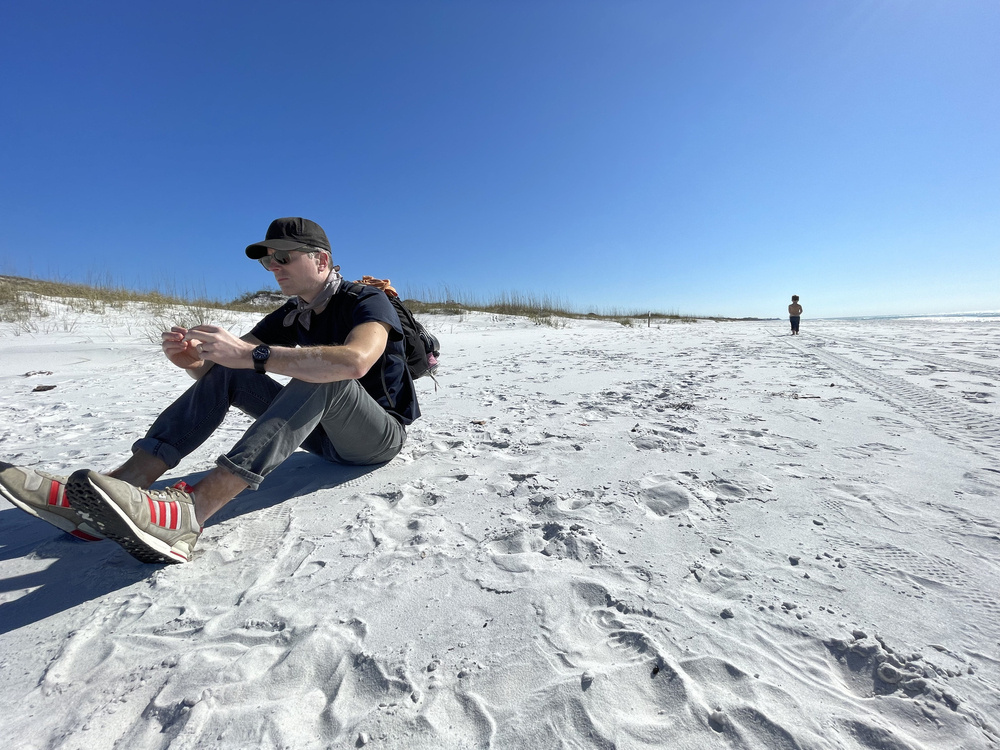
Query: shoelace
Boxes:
[{"xmin": 168, "ymin": 481, "xmax": 202, "ymax": 532}]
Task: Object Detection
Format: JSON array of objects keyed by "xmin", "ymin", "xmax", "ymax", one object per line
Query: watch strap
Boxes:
[{"xmin": 252, "ymin": 345, "xmax": 270, "ymax": 374}]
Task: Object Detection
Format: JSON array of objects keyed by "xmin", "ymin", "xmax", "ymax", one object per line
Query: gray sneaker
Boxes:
[
  {"xmin": 67, "ymin": 470, "xmax": 201, "ymax": 564},
  {"xmin": 0, "ymin": 462, "xmax": 104, "ymax": 541}
]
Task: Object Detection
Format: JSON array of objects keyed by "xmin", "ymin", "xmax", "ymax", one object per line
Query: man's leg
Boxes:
[
  {"xmin": 188, "ymin": 467, "xmax": 249, "ymax": 525},
  {"xmin": 188, "ymin": 378, "xmax": 403, "ymax": 525},
  {"xmin": 1, "ymin": 366, "xmax": 278, "ymax": 545},
  {"xmin": 120, "ymin": 365, "xmax": 284, "ymax": 486},
  {"xmin": 312, "ymin": 383, "xmax": 405, "ymax": 465},
  {"xmin": 125, "ymin": 364, "xmax": 289, "ymax": 524},
  {"xmin": 171, "ymin": 377, "xmax": 403, "ymax": 526},
  {"xmin": 68, "ymin": 375, "xmax": 403, "ymax": 563},
  {"xmin": 218, "ymin": 377, "xmax": 405, "ymax": 491},
  {"xmin": 59, "ymin": 366, "xmax": 279, "ymax": 561},
  {"xmin": 110, "ymin": 453, "xmax": 170, "ymax": 489},
  {"xmin": 110, "ymin": 453, "xmax": 250, "ymax": 524}
]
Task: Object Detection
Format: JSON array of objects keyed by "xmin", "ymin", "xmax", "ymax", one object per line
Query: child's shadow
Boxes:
[{"xmin": 0, "ymin": 453, "xmax": 385, "ymax": 634}]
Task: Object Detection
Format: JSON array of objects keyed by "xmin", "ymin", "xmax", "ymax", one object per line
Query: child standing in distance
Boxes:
[{"xmin": 788, "ymin": 295, "xmax": 803, "ymax": 335}]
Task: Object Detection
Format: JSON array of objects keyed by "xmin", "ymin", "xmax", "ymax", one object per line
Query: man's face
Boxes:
[{"xmin": 263, "ymin": 249, "xmax": 328, "ymax": 298}]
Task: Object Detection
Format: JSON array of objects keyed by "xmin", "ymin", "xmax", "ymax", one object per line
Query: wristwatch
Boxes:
[{"xmin": 252, "ymin": 345, "xmax": 271, "ymax": 374}]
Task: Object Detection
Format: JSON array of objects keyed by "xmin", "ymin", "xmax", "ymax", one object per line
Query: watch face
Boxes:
[{"xmin": 252, "ymin": 345, "xmax": 270, "ymax": 373}]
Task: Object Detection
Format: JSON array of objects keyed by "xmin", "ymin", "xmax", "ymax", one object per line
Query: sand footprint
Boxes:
[
  {"xmin": 638, "ymin": 474, "xmax": 694, "ymax": 517},
  {"xmin": 484, "ymin": 522, "xmax": 602, "ymax": 565},
  {"xmin": 703, "ymin": 468, "xmax": 774, "ymax": 506}
]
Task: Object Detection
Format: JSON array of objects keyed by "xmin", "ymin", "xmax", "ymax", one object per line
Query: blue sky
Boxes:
[{"xmin": 1, "ymin": 1, "xmax": 997, "ymax": 318}]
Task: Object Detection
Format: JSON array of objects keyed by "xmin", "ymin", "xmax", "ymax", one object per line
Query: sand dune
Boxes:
[{"xmin": 2, "ymin": 305, "xmax": 999, "ymax": 749}]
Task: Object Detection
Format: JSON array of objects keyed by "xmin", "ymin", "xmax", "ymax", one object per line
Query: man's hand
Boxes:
[
  {"xmin": 183, "ymin": 325, "xmax": 255, "ymax": 369},
  {"xmin": 161, "ymin": 327, "xmax": 206, "ymax": 370}
]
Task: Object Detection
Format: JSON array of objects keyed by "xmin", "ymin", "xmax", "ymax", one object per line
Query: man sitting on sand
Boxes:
[
  {"xmin": 788, "ymin": 295, "xmax": 803, "ymax": 335},
  {"xmin": 0, "ymin": 217, "xmax": 419, "ymax": 564}
]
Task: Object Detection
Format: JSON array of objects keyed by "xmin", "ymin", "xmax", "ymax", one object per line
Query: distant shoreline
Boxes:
[{"xmin": 820, "ymin": 312, "xmax": 1000, "ymax": 321}]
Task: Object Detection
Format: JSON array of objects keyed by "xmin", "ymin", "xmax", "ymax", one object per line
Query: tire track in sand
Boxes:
[
  {"xmin": 783, "ymin": 336, "xmax": 1000, "ymax": 455},
  {"xmin": 809, "ymin": 333, "xmax": 1000, "ymax": 382}
]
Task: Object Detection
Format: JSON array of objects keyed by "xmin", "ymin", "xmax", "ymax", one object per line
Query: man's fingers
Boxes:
[
  {"xmin": 184, "ymin": 328, "xmax": 222, "ymax": 344},
  {"xmin": 187, "ymin": 325, "xmax": 221, "ymax": 336}
]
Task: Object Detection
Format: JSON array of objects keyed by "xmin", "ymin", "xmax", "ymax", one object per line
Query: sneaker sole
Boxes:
[
  {"xmin": 66, "ymin": 471, "xmax": 188, "ymax": 564},
  {"xmin": 0, "ymin": 482, "xmax": 103, "ymax": 541}
]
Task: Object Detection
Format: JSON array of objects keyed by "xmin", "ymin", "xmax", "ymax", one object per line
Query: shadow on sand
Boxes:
[{"xmin": 0, "ymin": 452, "xmax": 386, "ymax": 634}]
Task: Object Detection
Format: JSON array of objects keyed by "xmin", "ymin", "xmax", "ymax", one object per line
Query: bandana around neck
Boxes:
[{"xmin": 282, "ymin": 267, "xmax": 343, "ymax": 330}]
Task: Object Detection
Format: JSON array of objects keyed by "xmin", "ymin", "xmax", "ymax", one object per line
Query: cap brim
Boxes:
[{"xmin": 245, "ymin": 239, "xmax": 309, "ymax": 259}]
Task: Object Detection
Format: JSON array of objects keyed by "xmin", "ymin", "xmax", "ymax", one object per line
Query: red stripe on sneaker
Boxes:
[
  {"xmin": 70, "ymin": 529, "xmax": 103, "ymax": 542},
  {"xmin": 144, "ymin": 498, "xmax": 182, "ymax": 530},
  {"xmin": 48, "ymin": 480, "xmax": 70, "ymax": 508}
]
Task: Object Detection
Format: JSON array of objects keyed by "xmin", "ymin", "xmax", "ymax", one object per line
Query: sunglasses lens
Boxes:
[{"xmin": 259, "ymin": 250, "xmax": 292, "ymax": 269}]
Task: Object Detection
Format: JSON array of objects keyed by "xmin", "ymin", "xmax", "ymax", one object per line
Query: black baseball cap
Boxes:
[{"xmin": 245, "ymin": 217, "xmax": 331, "ymax": 259}]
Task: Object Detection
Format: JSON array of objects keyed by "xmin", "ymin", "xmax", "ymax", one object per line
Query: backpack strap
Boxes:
[
  {"xmin": 344, "ymin": 278, "xmax": 439, "ymax": 387},
  {"xmin": 338, "ymin": 280, "xmax": 365, "ymax": 299}
]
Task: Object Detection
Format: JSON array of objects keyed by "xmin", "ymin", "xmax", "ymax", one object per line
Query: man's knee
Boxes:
[{"xmin": 279, "ymin": 378, "xmax": 353, "ymax": 406}]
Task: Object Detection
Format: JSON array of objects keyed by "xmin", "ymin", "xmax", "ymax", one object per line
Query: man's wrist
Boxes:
[{"xmin": 252, "ymin": 344, "xmax": 271, "ymax": 373}]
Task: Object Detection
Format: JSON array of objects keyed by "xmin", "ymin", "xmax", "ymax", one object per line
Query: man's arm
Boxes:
[
  {"xmin": 180, "ymin": 321, "xmax": 391, "ymax": 383},
  {"xmin": 264, "ymin": 321, "xmax": 390, "ymax": 382}
]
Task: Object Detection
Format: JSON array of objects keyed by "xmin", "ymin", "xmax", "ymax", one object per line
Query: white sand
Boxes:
[{"xmin": 2, "ymin": 302, "xmax": 999, "ymax": 749}]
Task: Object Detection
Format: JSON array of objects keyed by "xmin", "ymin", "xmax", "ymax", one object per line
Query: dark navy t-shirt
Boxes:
[{"xmin": 249, "ymin": 284, "xmax": 420, "ymax": 426}]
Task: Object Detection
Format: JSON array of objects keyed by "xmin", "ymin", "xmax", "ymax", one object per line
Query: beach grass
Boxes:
[
  {"xmin": 0, "ymin": 275, "xmax": 277, "ymax": 338},
  {"xmin": 1, "ymin": 273, "xmax": 761, "ymax": 331},
  {"xmin": 400, "ymin": 287, "xmax": 705, "ymax": 324}
]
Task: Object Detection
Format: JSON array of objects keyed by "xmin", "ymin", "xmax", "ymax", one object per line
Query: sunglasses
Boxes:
[{"xmin": 259, "ymin": 249, "xmax": 310, "ymax": 270}]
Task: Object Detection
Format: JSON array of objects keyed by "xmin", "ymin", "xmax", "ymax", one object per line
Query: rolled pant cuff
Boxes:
[
  {"xmin": 217, "ymin": 455, "xmax": 264, "ymax": 491},
  {"xmin": 132, "ymin": 438, "xmax": 182, "ymax": 469}
]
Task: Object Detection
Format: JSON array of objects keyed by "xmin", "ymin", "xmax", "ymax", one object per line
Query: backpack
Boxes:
[{"xmin": 350, "ymin": 277, "xmax": 440, "ymax": 382}]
